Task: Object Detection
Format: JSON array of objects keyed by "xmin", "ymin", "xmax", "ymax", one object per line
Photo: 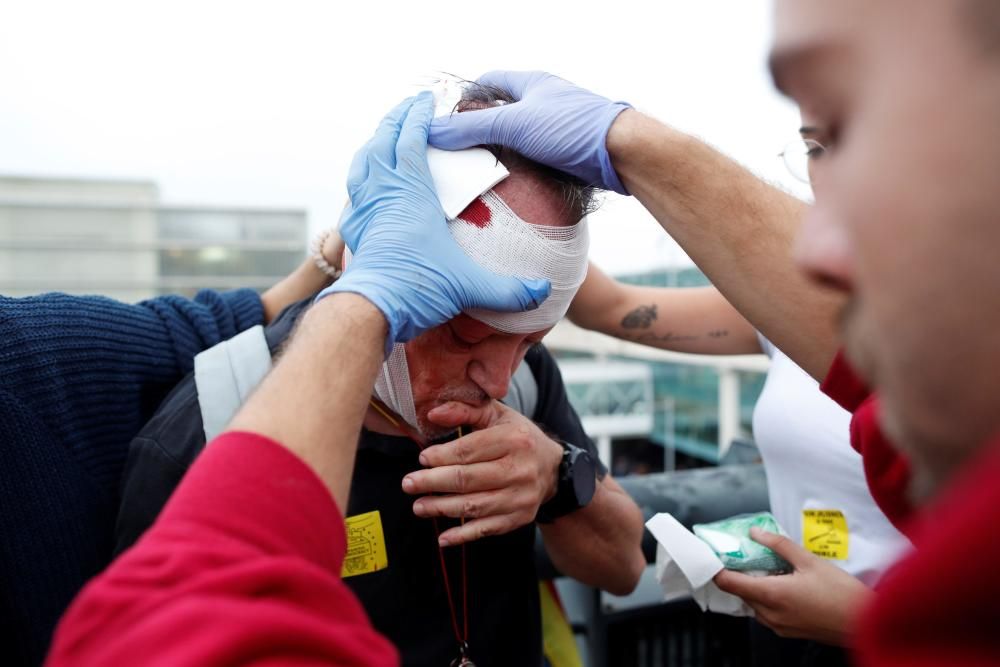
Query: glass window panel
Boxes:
[
  {"xmin": 159, "ymin": 212, "xmax": 243, "ymax": 242},
  {"xmin": 159, "ymin": 248, "xmax": 303, "ymax": 277}
]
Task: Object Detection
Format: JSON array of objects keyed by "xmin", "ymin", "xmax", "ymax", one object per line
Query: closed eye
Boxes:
[{"xmin": 447, "ymin": 324, "xmax": 482, "ymax": 349}]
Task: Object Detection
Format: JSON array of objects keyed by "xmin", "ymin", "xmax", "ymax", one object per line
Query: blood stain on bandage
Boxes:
[{"xmin": 457, "ymin": 197, "xmax": 492, "ymax": 228}]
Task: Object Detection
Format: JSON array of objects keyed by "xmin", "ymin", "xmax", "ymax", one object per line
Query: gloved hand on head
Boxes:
[
  {"xmin": 428, "ymin": 71, "xmax": 632, "ymax": 195},
  {"xmin": 319, "ymin": 91, "xmax": 551, "ymax": 352}
]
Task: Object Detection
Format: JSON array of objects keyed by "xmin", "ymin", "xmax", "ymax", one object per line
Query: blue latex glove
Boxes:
[
  {"xmin": 320, "ymin": 92, "xmax": 551, "ymax": 350},
  {"xmin": 429, "ymin": 71, "xmax": 632, "ymax": 195}
]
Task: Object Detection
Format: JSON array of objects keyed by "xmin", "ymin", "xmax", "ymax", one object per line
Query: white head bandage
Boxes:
[{"xmin": 452, "ymin": 190, "xmax": 589, "ymax": 333}]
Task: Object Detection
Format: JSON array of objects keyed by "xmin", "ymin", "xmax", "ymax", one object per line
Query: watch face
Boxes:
[{"xmin": 570, "ymin": 450, "xmax": 597, "ymax": 506}]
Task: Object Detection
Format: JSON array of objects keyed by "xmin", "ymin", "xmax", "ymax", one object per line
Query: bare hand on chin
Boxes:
[{"xmin": 400, "ymin": 401, "xmax": 564, "ymax": 547}]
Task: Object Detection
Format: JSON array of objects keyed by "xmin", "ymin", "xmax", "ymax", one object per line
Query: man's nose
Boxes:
[
  {"xmin": 467, "ymin": 343, "xmax": 520, "ymax": 400},
  {"xmin": 794, "ymin": 206, "xmax": 855, "ymax": 293}
]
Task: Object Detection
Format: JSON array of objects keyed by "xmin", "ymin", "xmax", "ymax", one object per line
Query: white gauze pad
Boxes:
[{"xmin": 427, "ymin": 147, "xmax": 509, "ymax": 220}]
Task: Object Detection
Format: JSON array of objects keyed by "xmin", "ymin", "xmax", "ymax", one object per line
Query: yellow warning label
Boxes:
[
  {"xmin": 802, "ymin": 509, "xmax": 849, "ymax": 560},
  {"xmin": 341, "ymin": 510, "xmax": 388, "ymax": 578}
]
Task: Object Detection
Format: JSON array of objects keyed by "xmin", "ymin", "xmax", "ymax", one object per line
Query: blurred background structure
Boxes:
[{"xmin": 0, "ymin": 175, "xmax": 306, "ymax": 301}]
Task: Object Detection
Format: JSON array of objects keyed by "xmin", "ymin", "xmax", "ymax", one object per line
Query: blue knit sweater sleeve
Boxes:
[
  {"xmin": 0, "ymin": 289, "xmax": 263, "ymax": 665},
  {"xmin": 0, "ymin": 289, "xmax": 263, "ymax": 487}
]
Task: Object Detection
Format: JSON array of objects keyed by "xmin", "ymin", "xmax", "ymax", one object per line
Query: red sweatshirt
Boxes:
[
  {"xmin": 855, "ymin": 437, "xmax": 1000, "ymax": 666},
  {"xmin": 821, "ymin": 351, "xmax": 1000, "ymax": 665},
  {"xmin": 820, "ymin": 351, "xmax": 915, "ymax": 532},
  {"xmin": 47, "ymin": 432, "xmax": 398, "ymax": 667}
]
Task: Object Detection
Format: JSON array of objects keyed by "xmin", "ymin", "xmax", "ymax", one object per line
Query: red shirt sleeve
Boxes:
[
  {"xmin": 819, "ymin": 349, "xmax": 872, "ymax": 414},
  {"xmin": 47, "ymin": 432, "xmax": 398, "ymax": 667},
  {"xmin": 820, "ymin": 350, "xmax": 916, "ymax": 533},
  {"xmin": 855, "ymin": 439, "xmax": 1000, "ymax": 667}
]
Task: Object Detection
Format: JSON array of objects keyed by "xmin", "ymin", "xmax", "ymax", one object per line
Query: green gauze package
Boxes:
[{"xmin": 692, "ymin": 512, "xmax": 792, "ymax": 573}]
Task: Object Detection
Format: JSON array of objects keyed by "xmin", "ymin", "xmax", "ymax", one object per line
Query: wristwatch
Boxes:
[{"xmin": 536, "ymin": 440, "xmax": 598, "ymax": 523}]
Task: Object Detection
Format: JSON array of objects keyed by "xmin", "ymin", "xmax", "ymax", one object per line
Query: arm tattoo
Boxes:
[
  {"xmin": 618, "ymin": 303, "xmax": 730, "ymax": 344},
  {"xmin": 620, "ymin": 304, "xmax": 658, "ymax": 329}
]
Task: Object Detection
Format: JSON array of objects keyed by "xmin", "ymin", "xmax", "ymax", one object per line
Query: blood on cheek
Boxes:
[{"xmin": 406, "ymin": 331, "xmax": 477, "ymax": 406}]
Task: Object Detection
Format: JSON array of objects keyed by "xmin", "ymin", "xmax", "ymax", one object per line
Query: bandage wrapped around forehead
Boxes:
[
  {"xmin": 340, "ymin": 151, "xmax": 589, "ymax": 332},
  {"xmin": 451, "ymin": 190, "xmax": 588, "ymax": 333}
]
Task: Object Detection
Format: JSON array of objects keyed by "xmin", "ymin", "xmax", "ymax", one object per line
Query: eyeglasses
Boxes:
[{"xmin": 778, "ymin": 138, "xmax": 826, "ymax": 184}]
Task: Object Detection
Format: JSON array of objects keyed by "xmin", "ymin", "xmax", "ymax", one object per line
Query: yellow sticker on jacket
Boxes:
[
  {"xmin": 802, "ymin": 509, "xmax": 849, "ymax": 560},
  {"xmin": 341, "ymin": 510, "xmax": 388, "ymax": 578}
]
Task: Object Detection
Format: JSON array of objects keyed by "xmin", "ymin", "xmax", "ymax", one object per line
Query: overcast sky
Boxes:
[{"xmin": 0, "ymin": 0, "xmax": 811, "ymax": 274}]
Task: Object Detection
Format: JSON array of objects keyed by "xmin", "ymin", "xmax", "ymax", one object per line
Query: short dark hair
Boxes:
[{"xmin": 453, "ymin": 81, "xmax": 601, "ymax": 223}]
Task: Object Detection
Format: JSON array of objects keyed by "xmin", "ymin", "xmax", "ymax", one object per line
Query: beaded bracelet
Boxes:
[{"xmin": 309, "ymin": 229, "xmax": 343, "ymax": 280}]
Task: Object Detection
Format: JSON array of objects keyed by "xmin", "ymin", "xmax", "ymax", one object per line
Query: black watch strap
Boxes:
[{"xmin": 536, "ymin": 440, "xmax": 598, "ymax": 524}]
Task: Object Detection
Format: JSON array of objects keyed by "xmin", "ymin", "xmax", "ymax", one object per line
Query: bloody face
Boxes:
[{"xmin": 403, "ymin": 314, "xmax": 549, "ymax": 439}]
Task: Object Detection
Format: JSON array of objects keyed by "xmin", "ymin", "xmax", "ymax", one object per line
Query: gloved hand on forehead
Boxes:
[
  {"xmin": 428, "ymin": 71, "xmax": 632, "ymax": 195},
  {"xmin": 320, "ymin": 91, "xmax": 551, "ymax": 352}
]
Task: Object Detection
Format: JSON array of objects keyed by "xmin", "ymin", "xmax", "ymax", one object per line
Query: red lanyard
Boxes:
[{"xmin": 369, "ymin": 398, "xmax": 473, "ymax": 666}]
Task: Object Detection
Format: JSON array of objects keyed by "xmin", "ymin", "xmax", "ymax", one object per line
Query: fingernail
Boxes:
[
  {"xmin": 413, "ymin": 501, "xmax": 425, "ymax": 517},
  {"xmin": 418, "ymin": 453, "xmax": 428, "ymax": 466},
  {"xmin": 402, "ymin": 477, "xmax": 415, "ymax": 492},
  {"xmin": 438, "ymin": 536, "xmax": 450, "ymax": 547}
]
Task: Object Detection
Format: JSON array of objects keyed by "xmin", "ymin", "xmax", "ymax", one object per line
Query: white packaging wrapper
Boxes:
[{"xmin": 646, "ymin": 513, "xmax": 758, "ymax": 617}]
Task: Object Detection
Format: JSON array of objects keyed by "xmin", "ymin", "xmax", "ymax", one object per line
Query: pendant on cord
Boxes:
[
  {"xmin": 450, "ymin": 641, "xmax": 475, "ymax": 667},
  {"xmin": 372, "ymin": 403, "xmax": 474, "ymax": 667}
]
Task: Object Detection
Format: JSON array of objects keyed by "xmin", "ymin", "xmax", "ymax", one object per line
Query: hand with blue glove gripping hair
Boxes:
[{"xmin": 429, "ymin": 71, "xmax": 632, "ymax": 194}]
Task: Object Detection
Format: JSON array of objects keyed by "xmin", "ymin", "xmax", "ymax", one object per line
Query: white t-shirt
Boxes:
[{"xmin": 752, "ymin": 337, "xmax": 910, "ymax": 584}]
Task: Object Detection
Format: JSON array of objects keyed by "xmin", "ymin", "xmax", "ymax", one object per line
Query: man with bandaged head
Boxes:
[{"xmin": 111, "ymin": 84, "xmax": 645, "ymax": 667}]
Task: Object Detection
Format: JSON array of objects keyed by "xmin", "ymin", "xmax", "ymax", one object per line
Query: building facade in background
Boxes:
[{"xmin": 0, "ymin": 175, "xmax": 306, "ymax": 302}]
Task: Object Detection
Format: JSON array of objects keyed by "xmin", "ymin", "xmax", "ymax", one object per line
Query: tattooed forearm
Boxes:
[{"xmin": 621, "ymin": 304, "xmax": 658, "ymax": 329}]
